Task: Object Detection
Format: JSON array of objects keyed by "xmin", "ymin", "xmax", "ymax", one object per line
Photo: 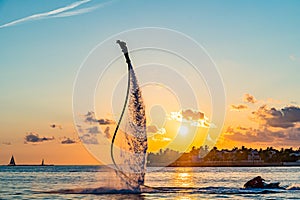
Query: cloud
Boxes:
[
  {"xmin": 79, "ymin": 111, "xmax": 116, "ymax": 142},
  {"xmin": 98, "ymin": 119, "xmax": 115, "ymax": 125},
  {"xmin": 80, "ymin": 122, "xmax": 111, "ymax": 137},
  {"xmin": 151, "ymin": 135, "xmax": 171, "ymax": 142},
  {"xmin": 230, "ymin": 104, "xmax": 248, "ymax": 111},
  {"xmin": 84, "ymin": 111, "xmax": 100, "ymax": 123},
  {"xmin": 252, "ymin": 105, "xmax": 300, "ymax": 128},
  {"xmin": 80, "ymin": 134, "xmax": 99, "ymax": 144},
  {"xmin": 289, "ymin": 55, "xmax": 296, "ymax": 61},
  {"xmin": 24, "ymin": 133, "xmax": 54, "ymax": 143},
  {"xmin": 224, "ymin": 125, "xmax": 300, "ymax": 144},
  {"xmin": 86, "ymin": 126, "xmax": 101, "ymax": 134},
  {"xmin": 84, "ymin": 111, "xmax": 115, "ymax": 125},
  {"xmin": 51, "ymin": 5, "xmax": 99, "ymax": 18},
  {"xmin": 147, "ymin": 125, "xmax": 170, "ymax": 142},
  {"xmin": 224, "ymin": 105, "xmax": 300, "ymax": 146},
  {"xmin": 244, "ymin": 93, "xmax": 257, "ymax": 104},
  {"xmin": 61, "ymin": 138, "xmax": 77, "ymax": 144},
  {"xmin": 147, "ymin": 125, "xmax": 159, "ymax": 133},
  {"xmin": 76, "ymin": 124, "xmax": 84, "ymax": 133},
  {"xmin": 182, "ymin": 109, "xmax": 204, "ymax": 120},
  {"xmin": 0, "ymin": 0, "xmax": 113, "ymax": 29},
  {"xmin": 50, "ymin": 123, "xmax": 62, "ymax": 129},
  {"xmin": 289, "ymin": 54, "xmax": 300, "ymax": 62},
  {"xmin": 0, "ymin": 0, "xmax": 90, "ymax": 28},
  {"xmin": 104, "ymin": 126, "xmax": 111, "ymax": 138},
  {"xmin": 169, "ymin": 109, "xmax": 214, "ymax": 128},
  {"xmin": 147, "ymin": 125, "xmax": 166, "ymax": 135},
  {"xmin": 225, "ymin": 126, "xmax": 279, "ymax": 143}
]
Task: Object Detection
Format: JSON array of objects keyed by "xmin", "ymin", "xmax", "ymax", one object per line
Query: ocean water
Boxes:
[{"xmin": 1, "ymin": 166, "xmax": 300, "ymax": 199}]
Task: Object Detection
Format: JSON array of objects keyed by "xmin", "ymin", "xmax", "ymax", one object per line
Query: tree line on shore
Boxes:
[{"xmin": 147, "ymin": 146, "xmax": 300, "ymax": 164}]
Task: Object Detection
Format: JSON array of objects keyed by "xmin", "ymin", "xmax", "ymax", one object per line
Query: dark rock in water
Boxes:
[{"xmin": 244, "ymin": 176, "xmax": 281, "ymax": 189}]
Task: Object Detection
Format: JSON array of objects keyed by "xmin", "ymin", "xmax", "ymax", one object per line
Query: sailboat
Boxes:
[
  {"xmin": 8, "ymin": 155, "xmax": 16, "ymax": 166},
  {"xmin": 7, "ymin": 156, "xmax": 54, "ymax": 166}
]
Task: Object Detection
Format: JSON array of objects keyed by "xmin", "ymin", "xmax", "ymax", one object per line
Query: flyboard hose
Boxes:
[
  {"xmin": 110, "ymin": 40, "xmax": 132, "ymax": 185},
  {"xmin": 111, "ymin": 40, "xmax": 162, "ymax": 192}
]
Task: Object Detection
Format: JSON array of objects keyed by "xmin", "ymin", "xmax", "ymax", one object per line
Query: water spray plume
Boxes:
[{"xmin": 111, "ymin": 40, "xmax": 148, "ymax": 192}]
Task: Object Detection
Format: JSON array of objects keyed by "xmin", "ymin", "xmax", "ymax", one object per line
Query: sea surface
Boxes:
[{"xmin": 1, "ymin": 166, "xmax": 300, "ymax": 199}]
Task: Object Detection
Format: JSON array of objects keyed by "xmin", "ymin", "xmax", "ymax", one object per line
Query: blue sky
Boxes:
[
  {"xmin": 0, "ymin": 0, "xmax": 300, "ymax": 164},
  {"xmin": 1, "ymin": 0, "xmax": 299, "ymax": 102}
]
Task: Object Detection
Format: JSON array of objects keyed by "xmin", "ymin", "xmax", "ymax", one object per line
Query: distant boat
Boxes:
[
  {"xmin": 7, "ymin": 156, "xmax": 54, "ymax": 166},
  {"xmin": 8, "ymin": 155, "xmax": 16, "ymax": 166}
]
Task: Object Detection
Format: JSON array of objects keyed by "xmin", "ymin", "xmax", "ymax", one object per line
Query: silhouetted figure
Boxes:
[
  {"xmin": 116, "ymin": 40, "xmax": 128, "ymax": 53},
  {"xmin": 8, "ymin": 155, "xmax": 16, "ymax": 166},
  {"xmin": 41, "ymin": 159, "xmax": 44, "ymax": 166},
  {"xmin": 244, "ymin": 176, "xmax": 281, "ymax": 189},
  {"xmin": 116, "ymin": 40, "xmax": 132, "ymax": 67},
  {"xmin": 244, "ymin": 176, "xmax": 264, "ymax": 188}
]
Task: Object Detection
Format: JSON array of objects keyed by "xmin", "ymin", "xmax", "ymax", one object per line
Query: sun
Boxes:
[{"xmin": 179, "ymin": 125, "xmax": 189, "ymax": 136}]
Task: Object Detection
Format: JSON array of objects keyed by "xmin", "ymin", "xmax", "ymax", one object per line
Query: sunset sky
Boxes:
[{"xmin": 1, "ymin": 0, "xmax": 300, "ymax": 165}]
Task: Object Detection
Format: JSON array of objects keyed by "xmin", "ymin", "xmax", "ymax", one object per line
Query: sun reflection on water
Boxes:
[
  {"xmin": 172, "ymin": 168, "xmax": 196, "ymax": 187},
  {"xmin": 174, "ymin": 196, "xmax": 197, "ymax": 200}
]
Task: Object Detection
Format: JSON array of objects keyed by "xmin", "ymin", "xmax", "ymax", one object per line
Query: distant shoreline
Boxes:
[
  {"xmin": 151, "ymin": 161, "xmax": 300, "ymax": 167},
  {"xmin": 5, "ymin": 164, "xmax": 54, "ymax": 167},
  {"xmin": 1, "ymin": 164, "xmax": 300, "ymax": 167}
]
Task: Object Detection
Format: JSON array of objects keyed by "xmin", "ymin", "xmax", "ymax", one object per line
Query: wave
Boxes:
[
  {"xmin": 286, "ymin": 184, "xmax": 300, "ymax": 190},
  {"xmin": 44, "ymin": 186, "xmax": 288, "ymax": 195}
]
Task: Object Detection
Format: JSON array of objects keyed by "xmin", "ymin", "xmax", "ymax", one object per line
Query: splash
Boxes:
[
  {"xmin": 286, "ymin": 184, "xmax": 300, "ymax": 190},
  {"xmin": 111, "ymin": 40, "xmax": 148, "ymax": 192}
]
